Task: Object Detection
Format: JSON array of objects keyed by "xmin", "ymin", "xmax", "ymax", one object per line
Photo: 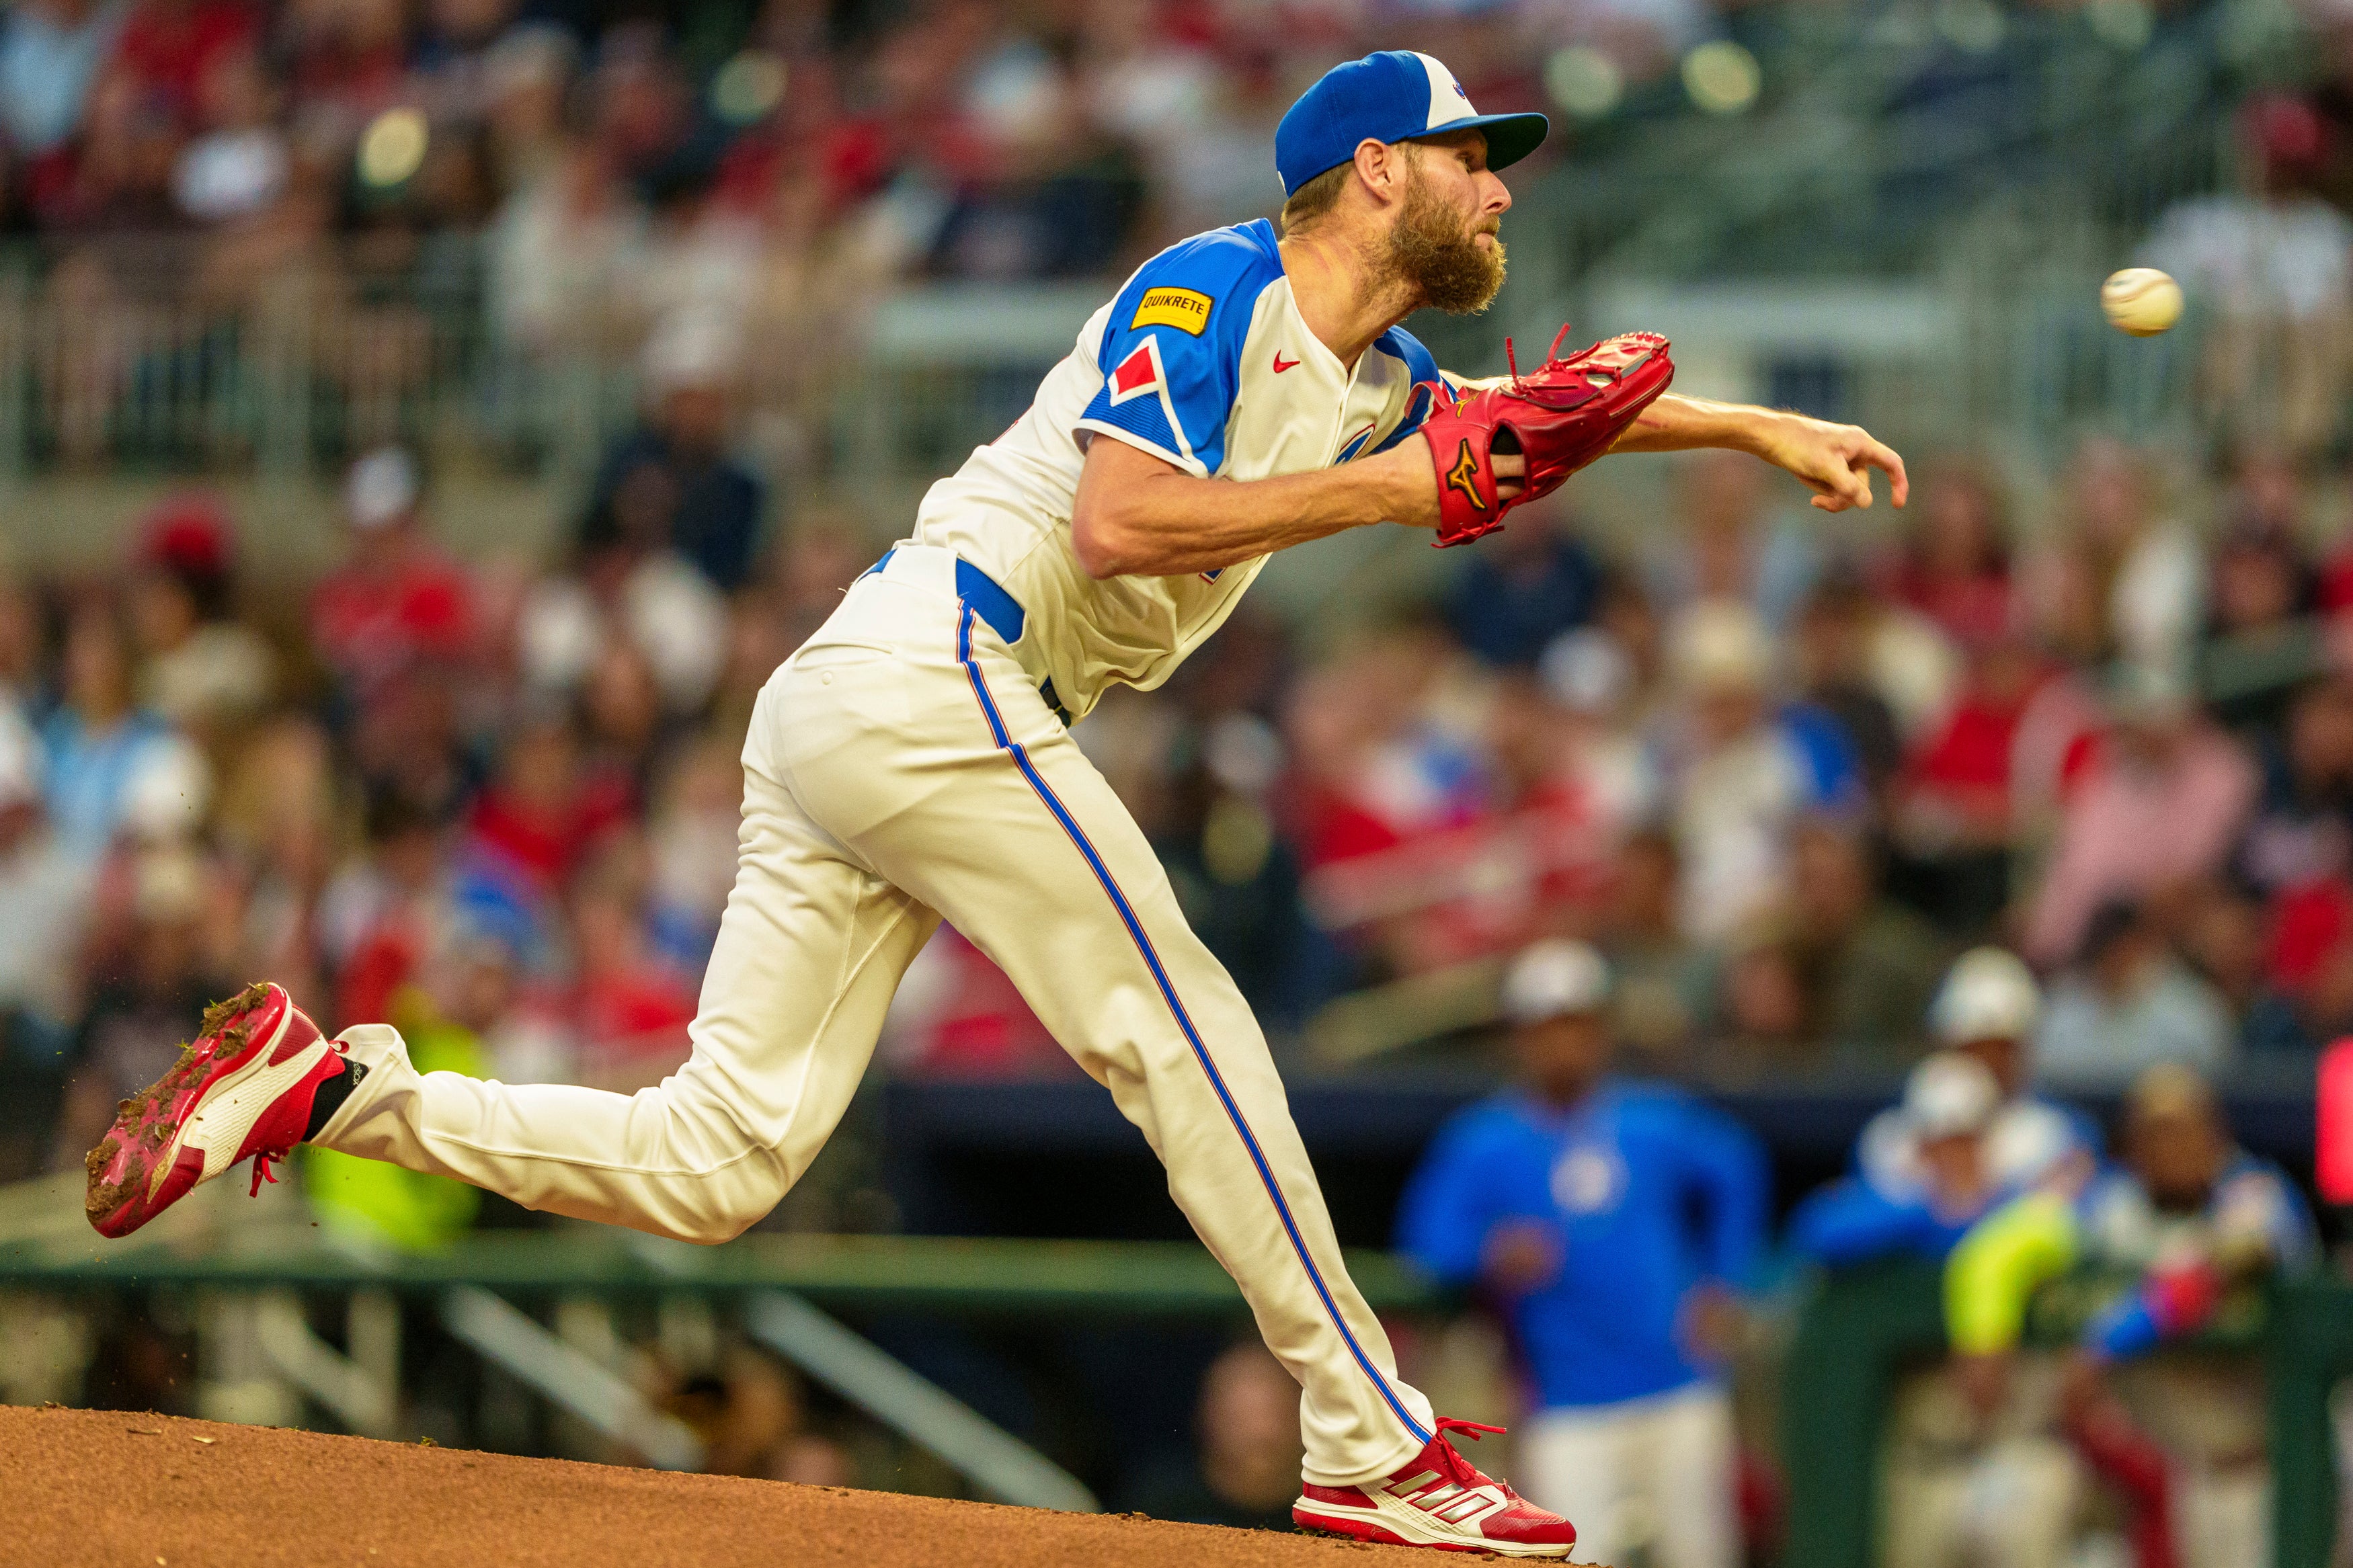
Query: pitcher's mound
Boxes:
[{"xmin": 0, "ymin": 1404, "xmax": 1469, "ymax": 1566}]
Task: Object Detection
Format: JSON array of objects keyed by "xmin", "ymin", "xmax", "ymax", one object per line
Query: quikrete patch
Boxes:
[{"xmin": 1131, "ymin": 288, "xmax": 1212, "ymax": 335}]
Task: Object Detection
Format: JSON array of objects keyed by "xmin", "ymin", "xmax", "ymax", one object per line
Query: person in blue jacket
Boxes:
[
  {"xmin": 1788, "ymin": 1049, "xmax": 2028, "ymax": 1269},
  {"xmin": 1396, "ymin": 938, "xmax": 1768, "ymax": 1568}
]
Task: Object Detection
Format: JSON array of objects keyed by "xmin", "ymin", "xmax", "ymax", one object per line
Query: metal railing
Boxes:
[
  {"xmin": 0, "ymin": 6, "xmax": 2292, "ymax": 497},
  {"xmin": 0, "ymin": 237, "xmax": 637, "ymax": 488}
]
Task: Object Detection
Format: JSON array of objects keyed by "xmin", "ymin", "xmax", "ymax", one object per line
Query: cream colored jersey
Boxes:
[{"xmin": 908, "ymin": 217, "xmax": 1449, "ymax": 720}]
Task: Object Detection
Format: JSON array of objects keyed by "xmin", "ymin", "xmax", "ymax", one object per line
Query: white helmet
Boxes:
[
  {"xmin": 1903, "ymin": 1050, "xmax": 2000, "ymax": 1139},
  {"xmin": 1501, "ymin": 939, "xmax": 1611, "ymax": 1026},
  {"xmin": 1928, "ymin": 946, "xmax": 2040, "ymax": 1046}
]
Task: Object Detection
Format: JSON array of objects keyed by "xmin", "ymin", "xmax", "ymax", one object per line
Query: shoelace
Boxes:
[
  {"xmin": 1426, "ymin": 1417, "xmax": 1510, "ymax": 1491},
  {"xmin": 245, "ymin": 1039, "xmax": 348, "ymax": 1197}
]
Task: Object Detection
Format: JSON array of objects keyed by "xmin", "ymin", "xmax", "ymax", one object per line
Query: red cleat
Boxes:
[
  {"xmin": 84, "ymin": 982, "xmax": 348, "ymax": 1239},
  {"xmin": 1293, "ymin": 1419, "xmax": 1579, "ymax": 1557}
]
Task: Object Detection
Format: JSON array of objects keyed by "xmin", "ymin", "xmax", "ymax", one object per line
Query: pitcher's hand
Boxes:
[{"xmin": 1751, "ymin": 412, "xmax": 1909, "ymax": 513}]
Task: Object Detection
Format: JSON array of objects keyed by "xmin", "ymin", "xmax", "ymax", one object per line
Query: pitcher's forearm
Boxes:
[
  {"xmin": 1606, "ymin": 393, "xmax": 1778, "ymax": 455},
  {"xmin": 1605, "ymin": 395, "xmax": 1907, "ymax": 512},
  {"xmin": 1072, "ymin": 440, "xmax": 1436, "ymax": 578}
]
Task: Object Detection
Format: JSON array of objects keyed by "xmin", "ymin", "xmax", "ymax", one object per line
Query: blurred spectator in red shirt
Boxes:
[
  {"xmin": 319, "ymin": 792, "xmax": 448, "ymax": 1028},
  {"xmin": 2235, "ymin": 679, "xmax": 2353, "ymax": 1053},
  {"xmin": 465, "ymin": 708, "xmax": 631, "ymax": 895},
  {"xmin": 567, "ymin": 839, "xmax": 701, "ymax": 1089},
  {"xmin": 877, "ymin": 923, "xmax": 1067, "ymax": 1078},
  {"xmin": 1306, "ymin": 668, "xmax": 1615, "ymax": 977},
  {"xmin": 106, "ymin": 0, "xmax": 255, "ymax": 130},
  {"xmin": 2247, "ymin": 877, "xmax": 2353, "ymax": 1057},
  {"xmin": 1902, "ymin": 637, "xmax": 2045, "ymax": 849},
  {"xmin": 1281, "ymin": 622, "xmax": 1487, "ymax": 873},
  {"xmin": 1895, "ymin": 634, "xmax": 2048, "ymax": 934},
  {"xmin": 309, "ymin": 446, "xmax": 475, "ymax": 698}
]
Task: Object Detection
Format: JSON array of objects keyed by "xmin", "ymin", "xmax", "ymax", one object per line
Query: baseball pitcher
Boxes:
[{"xmin": 87, "ymin": 49, "xmax": 1905, "ymax": 1556}]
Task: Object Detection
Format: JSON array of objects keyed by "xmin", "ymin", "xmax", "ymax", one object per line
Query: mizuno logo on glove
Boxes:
[{"xmin": 1445, "ymin": 441, "xmax": 1486, "ymax": 511}]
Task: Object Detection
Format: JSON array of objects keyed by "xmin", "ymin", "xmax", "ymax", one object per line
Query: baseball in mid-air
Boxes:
[{"xmin": 2101, "ymin": 267, "xmax": 2184, "ymax": 337}]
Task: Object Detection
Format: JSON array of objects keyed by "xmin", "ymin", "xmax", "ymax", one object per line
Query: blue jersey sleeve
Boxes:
[
  {"xmin": 1660, "ymin": 1096, "xmax": 1770, "ymax": 1289},
  {"xmin": 1395, "ymin": 1108, "xmax": 1518, "ymax": 1287},
  {"xmin": 1076, "ymin": 224, "xmax": 1279, "ymax": 477},
  {"xmin": 1788, "ymin": 1178, "xmax": 1961, "ymax": 1266}
]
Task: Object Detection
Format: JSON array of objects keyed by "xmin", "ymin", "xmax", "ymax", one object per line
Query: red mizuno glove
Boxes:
[{"xmin": 1417, "ymin": 327, "xmax": 1674, "ymax": 547}]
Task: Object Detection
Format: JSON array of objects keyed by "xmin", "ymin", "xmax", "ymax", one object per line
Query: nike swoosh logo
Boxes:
[{"xmin": 1272, "ymin": 352, "xmax": 1300, "ymax": 373}]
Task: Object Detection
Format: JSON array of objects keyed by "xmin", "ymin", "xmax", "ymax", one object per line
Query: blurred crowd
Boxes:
[
  {"xmin": 15, "ymin": 421, "xmax": 2353, "ymax": 1185},
  {"xmin": 0, "ymin": 0, "xmax": 1591, "ymax": 467},
  {"xmin": 0, "ymin": 0, "xmax": 1733, "ymax": 282},
  {"xmin": 1394, "ymin": 934, "xmax": 2317, "ymax": 1568},
  {"xmin": 7, "ymin": 2, "xmax": 2353, "ymax": 1559},
  {"xmin": 1084, "ymin": 431, "xmax": 2353, "ymax": 1095},
  {"xmin": 21, "ymin": 0, "xmax": 2353, "ymax": 474}
]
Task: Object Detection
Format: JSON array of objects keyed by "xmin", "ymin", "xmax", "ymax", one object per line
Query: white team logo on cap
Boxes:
[{"xmin": 1411, "ymin": 52, "xmax": 1480, "ymax": 130}]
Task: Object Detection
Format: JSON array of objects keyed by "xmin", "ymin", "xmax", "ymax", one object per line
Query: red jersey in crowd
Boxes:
[
  {"xmin": 309, "ymin": 546, "xmax": 475, "ymax": 692},
  {"xmin": 110, "ymin": 0, "xmax": 258, "ymax": 124}
]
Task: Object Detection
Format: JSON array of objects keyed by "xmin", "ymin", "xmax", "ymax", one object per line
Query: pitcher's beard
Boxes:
[{"xmin": 1387, "ymin": 169, "xmax": 1507, "ymax": 315}]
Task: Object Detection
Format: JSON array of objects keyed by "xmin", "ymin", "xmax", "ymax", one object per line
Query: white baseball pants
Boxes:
[
  {"xmin": 1516, "ymin": 1383, "xmax": 1739, "ymax": 1568},
  {"xmin": 315, "ymin": 544, "xmax": 1437, "ymax": 1485}
]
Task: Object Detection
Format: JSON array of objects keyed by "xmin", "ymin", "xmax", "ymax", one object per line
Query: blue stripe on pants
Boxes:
[{"xmin": 953, "ymin": 601, "xmax": 1429, "ymax": 1447}]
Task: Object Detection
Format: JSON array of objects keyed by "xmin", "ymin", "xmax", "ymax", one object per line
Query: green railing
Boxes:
[
  {"xmin": 0, "ymin": 1226, "xmax": 1435, "ymax": 1318},
  {"xmin": 1781, "ymin": 1258, "xmax": 2349, "ymax": 1568}
]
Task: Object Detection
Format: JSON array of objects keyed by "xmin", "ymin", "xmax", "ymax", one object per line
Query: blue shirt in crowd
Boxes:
[
  {"xmin": 1396, "ymin": 1081, "xmax": 1769, "ymax": 1410},
  {"xmin": 1443, "ymin": 533, "xmax": 1602, "ymax": 667},
  {"xmin": 1785, "ymin": 1178, "xmax": 1987, "ymax": 1266}
]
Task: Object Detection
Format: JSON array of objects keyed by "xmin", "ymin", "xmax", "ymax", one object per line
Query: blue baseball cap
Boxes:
[{"xmin": 1275, "ymin": 51, "xmax": 1549, "ymax": 196}]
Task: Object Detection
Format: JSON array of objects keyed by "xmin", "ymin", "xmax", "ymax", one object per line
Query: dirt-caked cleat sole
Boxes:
[{"xmin": 84, "ymin": 982, "xmax": 345, "ymax": 1239}]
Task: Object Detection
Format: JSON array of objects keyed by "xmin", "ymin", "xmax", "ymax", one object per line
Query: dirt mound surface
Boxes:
[{"xmin": 0, "ymin": 1405, "xmax": 1446, "ymax": 1567}]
